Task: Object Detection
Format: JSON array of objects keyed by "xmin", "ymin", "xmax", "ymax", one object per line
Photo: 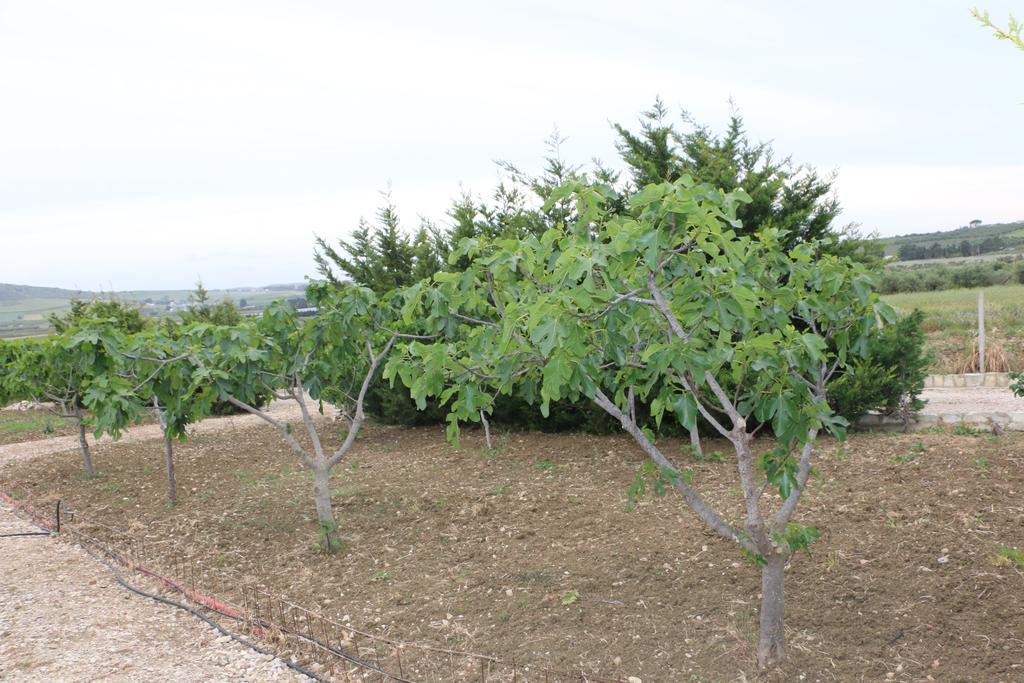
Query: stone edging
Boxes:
[{"xmin": 923, "ymin": 373, "xmax": 1012, "ymax": 388}]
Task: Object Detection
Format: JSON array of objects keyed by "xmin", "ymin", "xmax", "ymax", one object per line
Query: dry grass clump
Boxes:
[{"xmin": 952, "ymin": 339, "xmax": 1013, "ymax": 373}]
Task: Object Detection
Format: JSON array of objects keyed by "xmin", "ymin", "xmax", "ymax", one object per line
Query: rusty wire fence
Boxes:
[{"xmin": 0, "ymin": 475, "xmax": 626, "ymax": 683}]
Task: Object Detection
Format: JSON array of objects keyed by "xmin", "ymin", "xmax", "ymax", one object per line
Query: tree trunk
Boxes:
[
  {"xmin": 311, "ymin": 465, "xmax": 341, "ymax": 552},
  {"xmin": 164, "ymin": 435, "xmax": 176, "ymax": 506},
  {"xmin": 74, "ymin": 408, "xmax": 94, "ymax": 479},
  {"xmin": 757, "ymin": 553, "xmax": 787, "ymax": 669},
  {"xmin": 689, "ymin": 425, "xmax": 702, "ymax": 458},
  {"xmin": 480, "ymin": 410, "xmax": 492, "ymax": 450}
]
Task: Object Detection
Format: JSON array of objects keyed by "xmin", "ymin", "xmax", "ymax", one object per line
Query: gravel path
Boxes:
[
  {"xmin": 0, "ymin": 504, "xmax": 311, "ymax": 682},
  {"xmin": 920, "ymin": 386, "xmax": 1024, "ymax": 414},
  {"xmin": 0, "ymin": 400, "xmax": 309, "ymax": 468}
]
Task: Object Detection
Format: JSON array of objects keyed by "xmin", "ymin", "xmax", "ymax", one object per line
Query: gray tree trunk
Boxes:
[
  {"xmin": 74, "ymin": 407, "xmax": 94, "ymax": 479},
  {"xmin": 164, "ymin": 436, "xmax": 176, "ymax": 506},
  {"xmin": 757, "ymin": 553, "xmax": 787, "ymax": 669},
  {"xmin": 311, "ymin": 465, "xmax": 340, "ymax": 552},
  {"xmin": 689, "ymin": 425, "xmax": 702, "ymax": 458},
  {"xmin": 480, "ymin": 410, "xmax": 492, "ymax": 450}
]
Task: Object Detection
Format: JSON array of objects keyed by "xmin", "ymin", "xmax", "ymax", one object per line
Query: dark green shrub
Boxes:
[{"xmin": 829, "ymin": 309, "xmax": 931, "ymax": 422}]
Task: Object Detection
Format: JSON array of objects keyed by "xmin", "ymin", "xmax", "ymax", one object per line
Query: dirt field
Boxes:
[{"xmin": 3, "ymin": 421, "xmax": 1024, "ymax": 681}]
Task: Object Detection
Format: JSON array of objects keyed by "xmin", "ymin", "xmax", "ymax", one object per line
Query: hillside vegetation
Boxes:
[
  {"xmin": 0, "ymin": 282, "xmax": 306, "ymax": 339},
  {"xmin": 881, "ymin": 220, "xmax": 1024, "ymax": 260}
]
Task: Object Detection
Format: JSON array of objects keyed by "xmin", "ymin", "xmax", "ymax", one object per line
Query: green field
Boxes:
[{"xmin": 882, "ymin": 283, "xmax": 1024, "ymax": 372}]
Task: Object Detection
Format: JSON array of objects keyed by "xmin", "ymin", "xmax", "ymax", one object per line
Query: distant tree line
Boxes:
[
  {"xmin": 897, "ymin": 235, "xmax": 1020, "ymax": 261},
  {"xmin": 881, "ymin": 258, "xmax": 1024, "ymax": 294}
]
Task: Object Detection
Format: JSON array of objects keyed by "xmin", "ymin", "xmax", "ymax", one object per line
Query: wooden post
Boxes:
[{"xmin": 978, "ymin": 290, "xmax": 986, "ymax": 375}]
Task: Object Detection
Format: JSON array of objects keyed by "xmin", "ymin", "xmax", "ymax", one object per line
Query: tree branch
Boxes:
[
  {"xmin": 223, "ymin": 395, "xmax": 314, "ymax": 467},
  {"xmin": 592, "ymin": 388, "xmax": 757, "ymax": 553},
  {"xmin": 772, "ymin": 428, "xmax": 819, "ymax": 531}
]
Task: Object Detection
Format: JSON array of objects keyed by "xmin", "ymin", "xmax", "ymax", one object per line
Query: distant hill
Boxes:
[
  {"xmin": 0, "ymin": 283, "xmax": 94, "ymax": 304},
  {"xmin": 881, "ymin": 220, "xmax": 1024, "ymax": 261},
  {"xmin": 0, "ymin": 281, "xmax": 307, "ymax": 339}
]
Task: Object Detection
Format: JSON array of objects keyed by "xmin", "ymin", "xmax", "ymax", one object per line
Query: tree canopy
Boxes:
[{"xmin": 389, "ymin": 175, "xmax": 889, "ymax": 667}]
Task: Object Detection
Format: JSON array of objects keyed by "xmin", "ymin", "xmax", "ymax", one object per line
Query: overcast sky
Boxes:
[{"xmin": 1, "ymin": 1, "xmax": 1022, "ymax": 290}]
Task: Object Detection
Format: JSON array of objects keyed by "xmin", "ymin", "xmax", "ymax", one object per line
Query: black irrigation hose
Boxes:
[
  {"xmin": 76, "ymin": 543, "xmax": 329, "ymax": 683},
  {"xmin": 0, "ymin": 507, "xmax": 327, "ymax": 683},
  {"xmin": 199, "ymin": 602, "xmax": 414, "ymax": 683},
  {"xmin": 3, "ymin": 502, "xmax": 412, "ymax": 682}
]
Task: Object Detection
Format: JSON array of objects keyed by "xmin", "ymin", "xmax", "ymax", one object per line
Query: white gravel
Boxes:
[{"xmin": 0, "ymin": 504, "xmax": 312, "ymax": 682}]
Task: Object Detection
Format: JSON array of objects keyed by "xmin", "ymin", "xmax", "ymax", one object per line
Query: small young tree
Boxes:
[
  {"xmin": 123, "ymin": 329, "xmax": 208, "ymax": 506},
  {"xmin": 389, "ymin": 177, "xmax": 888, "ymax": 668},
  {"xmin": 185, "ymin": 283, "xmax": 427, "ymax": 551},
  {"xmin": 5, "ymin": 323, "xmax": 143, "ymax": 478}
]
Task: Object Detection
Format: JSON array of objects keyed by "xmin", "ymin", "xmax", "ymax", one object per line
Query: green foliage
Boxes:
[
  {"xmin": 1010, "ymin": 371, "xmax": 1024, "ymax": 398},
  {"xmin": 758, "ymin": 445, "xmax": 801, "ymax": 500},
  {"xmin": 972, "ymin": 7, "xmax": 1024, "ymax": 52},
  {"xmin": 176, "ymin": 281, "xmax": 244, "ymax": 326},
  {"xmin": 321, "ymin": 104, "xmax": 880, "ymax": 434},
  {"xmin": 953, "ymin": 423, "xmax": 982, "ymax": 436},
  {"xmin": 994, "ymin": 545, "xmax": 1024, "ymax": 569},
  {"xmin": 685, "ymin": 444, "xmax": 724, "ymax": 463},
  {"xmin": 185, "ymin": 285, "xmax": 387, "ymax": 412},
  {"xmin": 124, "ymin": 328, "xmax": 214, "ymax": 441},
  {"xmin": 559, "ymin": 589, "xmax": 580, "ymax": 606},
  {"xmin": 613, "ymin": 99, "xmax": 879, "ymax": 262},
  {"xmin": 314, "ymin": 195, "xmax": 448, "ymax": 292},
  {"xmin": 828, "ymin": 309, "xmax": 931, "ymax": 422},
  {"xmin": 772, "ymin": 524, "xmax": 820, "ymax": 556},
  {"xmin": 740, "ymin": 547, "xmax": 768, "ymax": 567},
  {"xmin": 318, "ymin": 520, "xmax": 342, "ymax": 554},
  {"xmin": 626, "ymin": 461, "xmax": 692, "ymax": 511},
  {"xmin": 4, "ymin": 323, "xmax": 143, "ymax": 437},
  {"xmin": 895, "ymin": 440, "xmax": 927, "ymax": 464},
  {"xmin": 390, "ymin": 175, "xmax": 885, "ymax": 582},
  {"xmin": 879, "ymin": 259, "xmax": 1023, "ymax": 294},
  {"xmin": 49, "ymin": 298, "xmax": 147, "ymax": 334}
]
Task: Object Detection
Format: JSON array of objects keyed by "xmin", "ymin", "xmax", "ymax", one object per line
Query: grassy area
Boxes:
[
  {"xmin": 0, "ymin": 412, "xmax": 76, "ymax": 445},
  {"xmin": 882, "ymin": 283, "xmax": 1024, "ymax": 372}
]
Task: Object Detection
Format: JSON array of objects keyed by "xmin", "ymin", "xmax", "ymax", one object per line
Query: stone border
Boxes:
[
  {"xmin": 858, "ymin": 411, "xmax": 1024, "ymax": 432},
  {"xmin": 923, "ymin": 372, "xmax": 1013, "ymax": 388}
]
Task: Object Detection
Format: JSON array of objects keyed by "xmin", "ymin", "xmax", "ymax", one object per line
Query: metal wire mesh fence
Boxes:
[{"xmin": 0, "ymin": 475, "xmax": 627, "ymax": 683}]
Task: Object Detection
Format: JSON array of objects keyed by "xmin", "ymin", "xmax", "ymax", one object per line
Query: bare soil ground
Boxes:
[{"xmin": 3, "ymin": 420, "xmax": 1023, "ymax": 681}]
